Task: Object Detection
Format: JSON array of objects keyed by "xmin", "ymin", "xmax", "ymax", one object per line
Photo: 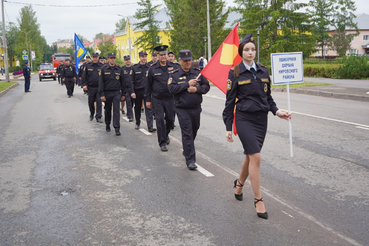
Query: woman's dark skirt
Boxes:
[{"xmin": 235, "ymin": 110, "xmax": 268, "ymax": 155}]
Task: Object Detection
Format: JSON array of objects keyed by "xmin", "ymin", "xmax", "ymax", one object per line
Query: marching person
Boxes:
[
  {"xmin": 148, "ymin": 51, "xmax": 158, "ymax": 65},
  {"xmin": 122, "ymin": 55, "xmax": 134, "ymax": 122},
  {"xmin": 130, "ymin": 51, "xmax": 155, "ymax": 132},
  {"xmin": 82, "ymin": 53, "xmax": 103, "ymax": 123},
  {"xmin": 98, "ymin": 53, "xmax": 127, "ymax": 136},
  {"xmin": 61, "ymin": 58, "xmax": 77, "ymax": 98},
  {"xmin": 56, "ymin": 61, "xmax": 64, "ymax": 85},
  {"xmin": 23, "ymin": 60, "xmax": 31, "ymax": 92},
  {"xmin": 168, "ymin": 50, "xmax": 210, "ymax": 170},
  {"xmin": 222, "ymin": 33, "xmax": 292, "ymax": 220},
  {"xmin": 146, "ymin": 45, "xmax": 175, "ymax": 152}
]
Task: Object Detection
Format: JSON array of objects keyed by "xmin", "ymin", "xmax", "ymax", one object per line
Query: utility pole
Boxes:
[
  {"xmin": 127, "ymin": 17, "xmax": 132, "ymax": 62},
  {"xmin": 1, "ymin": 0, "xmax": 9, "ymax": 82},
  {"xmin": 206, "ymin": 0, "xmax": 211, "ymax": 60}
]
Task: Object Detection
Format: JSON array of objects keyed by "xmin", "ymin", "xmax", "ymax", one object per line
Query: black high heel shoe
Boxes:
[
  {"xmin": 254, "ymin": 197, "xmax": 268, "ymax": 219},
  {"xmin": 233, "ymin": 179, "xmax": 243, "ymax": 201}
]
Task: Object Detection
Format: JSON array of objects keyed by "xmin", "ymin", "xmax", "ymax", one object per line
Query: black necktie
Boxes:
[{"xmin": 250, "ymin": 67, "xmax": 257, "ymax": 79}]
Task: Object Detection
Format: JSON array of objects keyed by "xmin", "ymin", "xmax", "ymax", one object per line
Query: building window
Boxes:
[
  {"xmin": 349, "ymin": 49, "xmax": 357, "ymax": 55},
  {"xmin": 363, "ymin": 35, "xmax": 369, "ymax": 40}
]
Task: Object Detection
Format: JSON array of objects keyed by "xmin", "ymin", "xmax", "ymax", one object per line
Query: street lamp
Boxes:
[
  {"xmin": 203, "ymin": 37, "xmax": 207, "ymax": 59},
  {"xmin": 256, "ymin": 27, "xmax": 261, "ymax": 64},
  {"xmin": 117, "ymin": 14, "xmax": 132, "ymax": 62}
]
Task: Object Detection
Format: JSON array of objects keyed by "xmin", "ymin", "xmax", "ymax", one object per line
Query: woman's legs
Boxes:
[
  {"xmin": 235, "ymin": 155, "xmax": 250, "ymax": 195},
  {"xmin": 248, "ymin": 153, "xmax": 266, "ymax": 213}
]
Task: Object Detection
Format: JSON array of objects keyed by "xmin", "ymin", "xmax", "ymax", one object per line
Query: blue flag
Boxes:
[{"xmin": 74, "ymin": 33, "xmax": 87, "ymax": 75}]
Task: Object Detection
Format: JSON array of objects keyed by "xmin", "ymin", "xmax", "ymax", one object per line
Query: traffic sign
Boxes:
[
  {"xmin": 22, "ymin": 50, "xmax": 28, "ymax": 55},
  {"xmin": 22, "ymin": 55, "xmax": 28, "ymax": 60}
]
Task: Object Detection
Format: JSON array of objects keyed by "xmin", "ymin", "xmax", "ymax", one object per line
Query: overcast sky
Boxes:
[{"xmin": 3, "ymin": 0, "xmax": 369, "ymax": 45}]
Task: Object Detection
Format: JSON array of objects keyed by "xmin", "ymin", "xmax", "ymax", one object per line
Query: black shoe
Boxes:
[
  {"xmin": 187, "ymin": 163, "xmax": 197, "ymax": 170},
  {"xmin": 121, "ymin": 110, "xmax": 125, "ymax": 115},
  {"xmin": 135, "ymin": 124, "xmax": 140, "ymax": 130},
  {"xmin": 233, "ymin": 179, "xmax": 243, "ymax": 201},
  {"xmin": 96, "ymin": 118, "xmax": 103, "ymax": 123},
  {"xmin": 148, "ymin": 127, "xmax": 156, "ymax": 132},
  {"xmin": 106, "ymin": 125, "xmax": 111, "ymax": 132},
  {"xmin": 68, "ymin": 95, "xmax": 71, "ymax": 98},
  {"xmin": 115, "ymin": 129, "xmax": 121, "ymax": 136},
  {"xmin": 160, "ymin": 145, "xmax": 168, "ymax": 152},
  {"xmin": 141, "ymin": 108, "xmax": 144, "ymax": 113},
  {"xmin": 25, "ymin": 91, "xmax": 31, "ymax": 92},
  {"xmin": 128, "ymin": 118, "xmax": 133, "ymax": 122},
  {"xmin": 254, "ymin": 198, "xmax": 268, "ymax": 219},
  {"xmin": 89, "ymin": 115, "xmax": 94, "ymax": 121},
  {"xmin": 166, "ymin": 136, "xmax": 170, "ymax": 145}
]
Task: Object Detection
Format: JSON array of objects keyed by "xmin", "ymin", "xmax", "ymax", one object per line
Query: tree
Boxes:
[
  {"xmin": 235, "ymin": 0, "xmax": 317, "ymax": 60},
  {"xmin": 133, "ymin": 0, "xmax": 161, "ymax": 51},
  {"xmin": 0, "ymin": 22, "xmax": 19, "ymax": 67},
  {"xmin": 97, "ymin": 39, "xmax": 116, "ymax": 57},
  {"xmin": 165, "ymin": 0, "xmax": 229, "ymax": 59},
  {"xmin": 94, "ymin": 32, "xmax": 111, "ymax": 40},
  {"xmin": 76, "ymin": 33, "xmax": 87, "ymax": 43},
  {"xmin": 115, "ymin": 18, "xmax": 127, "ymax": 33},
  {"xmin": 15, "ymin": 5, "xmax": 45, "ymax": 70},
  {"xmin": 330, "ymin": 0, "xmax": 359, "ymax": 56},
  {"xmin": 308, "ymin": 0, "xmax": 335, "ymax": 58}
]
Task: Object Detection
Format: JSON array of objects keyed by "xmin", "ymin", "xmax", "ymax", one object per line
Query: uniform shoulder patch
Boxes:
[
  {"xmin": 168, "ymin": 77, "xmax": 172, "ymax": 85},
  {"xmin": 227, "ymin": 79, "xmax": 232, "ymax": 90},
  {"xmin": 130, "ymin": 70, "xmax": 133, "ymax": 75}
]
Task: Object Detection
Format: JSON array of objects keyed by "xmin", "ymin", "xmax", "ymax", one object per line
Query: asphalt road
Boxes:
[{"xmin": 0, "ymin": 75, "xmax": 368, "ymax": 246}]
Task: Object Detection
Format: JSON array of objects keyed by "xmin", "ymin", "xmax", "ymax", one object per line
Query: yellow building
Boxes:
[{"xmin": 115, "ymin": 8, "xmax": 171, "ymax": 64}]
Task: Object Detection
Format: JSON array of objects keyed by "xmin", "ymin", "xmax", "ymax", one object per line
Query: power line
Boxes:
[{"xmin": 5, "ymin": 1, "xmax": 157, "ymax": 7}]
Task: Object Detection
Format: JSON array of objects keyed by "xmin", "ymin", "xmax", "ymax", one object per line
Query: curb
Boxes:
[
  {"xmin": 272, "ymin": 87, "xmax": 369, "ymax": 102},
  {"xmin": 0, "ymin": 82, "xmax": 19, "ymax": 97}
]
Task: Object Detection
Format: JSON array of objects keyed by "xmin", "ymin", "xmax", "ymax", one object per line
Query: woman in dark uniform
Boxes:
[{"xmin": 222, "ymin": 33, "xmax": 291, "ymax": 219}]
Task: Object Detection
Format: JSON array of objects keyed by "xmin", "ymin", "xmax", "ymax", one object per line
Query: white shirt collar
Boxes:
[{"xmin": 243, "ymin": 61, "xmax": 257, "ymax": 71}]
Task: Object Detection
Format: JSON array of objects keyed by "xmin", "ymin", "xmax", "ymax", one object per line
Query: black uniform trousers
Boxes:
[
  {"xmin": 125, "ymin": 91, "xmax": 133, "ymax": 120},
  {"xmin": 176, "ymin": 106, "xmax": 201, "ymax": 165},
  {"xmin": 132, "ymin": 88, "xmax": 153, "ymax": 128},
  {"xmin": 65, "ymin": 78, "xmax": 74, "ymax": 96},
  {"xmin": 57, "ymin": 75, "xmax": 61, "ymax": 84},
  {"xmin": 104, "ymin": 91, "xmax": 121, "ymax": 129},
  {"xmin": 88, "ymin": 87, "xmax": 102, "ymax": 119},
  {"xmin": 152, "ymin": 97, "xmax": 174, "ymax": 147},
  {"xmin": 24, "ymin": 78, "xmax": 30, "ymax": 92}
]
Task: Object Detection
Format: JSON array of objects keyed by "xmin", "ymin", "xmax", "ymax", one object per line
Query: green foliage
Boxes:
[
  {"xmin": 334, "ymin": 56, "xmax": 369, "ymax": 79},
  {"xmin": 97, "ymin": 39, "xmax": 117, "ymax": 57},
  {"xmin": 304, "ymin": 64, "xmax": 339, "ymax": 77},
  {"xmin": 165, "ymin": 0, "xmax": 229, "ymax": 59},
  {"xmin": 94, "ymin": 33, "xmax": 111, "ymax": 40},
  {"xmin": 235, "ymin": 0, "xmax": 317, "ymax": 60},
  {"xmin": 133, "ymin": 0, "xmax": 161, "ymax": 52},
  {"xmin": 115, "ymin": 18, "xmax": 127, "ymax": 33},
  {"xmin": 8, "ymin": 66, "xmax": 21, "ymax": 73},
  {"xmin": 0, "ymin": 82, "xmax": 17, "ymax": 92}
]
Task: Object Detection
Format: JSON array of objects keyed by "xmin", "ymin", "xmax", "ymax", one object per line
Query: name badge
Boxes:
[
  {"xmin": 261, "ymin": 78, "xmax": 269, "ymax": 82},
  {"xmin": 135, "ymin": 71, "xmax": 142, "ymax": 74},
  {"xmin": 178, "ymin": 81, "xmax": 186, "ymax": 84},
  {"xmin": 88, "ymin": 69, "xmax": 93, "ymax": 71},
  {"xmin": 105, "ymin": 72, "xmax": 111, "ymax": 75},
  {"xmin": 154, "ymin": 73, "xmax": 161, "ymax": 76}
]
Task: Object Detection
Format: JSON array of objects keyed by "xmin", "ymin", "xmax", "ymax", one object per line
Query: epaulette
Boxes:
[
  {"xmin": 259, "ymin": 64, "xmax": 267, "ymax": 69},
  {"xmin": 171, "ymin": 69, "xmax": 179, "ymax": 74},
  {"xmin": 194, "ymin": 67, "xmax": 201, "ymax": 71},
  {"xmin": 150, "ymin": 62, "xmax": 156, "ymax": 67},
  {"xmin": 116, "ymin": 63, "xmax": 121, "ymax": 67}
]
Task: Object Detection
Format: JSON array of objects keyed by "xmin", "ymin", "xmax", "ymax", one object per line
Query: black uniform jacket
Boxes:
[
  {"xmin": 82, "ymin": 61, "xmax": 103, "ymax": 88},
  {"xmin": 98, "ymin": 64, "xmax": 127, "ymax": 97},
  {"xmin": 168, "ymin": 67, "xmax": 210, "ymax": 109},
  {"xmin": 145, "ymin": 61, "xmax": 176, "ymax": 102},
  {"xmin": 130, "ymin": 62, "xmax": 150, "ymax": 93},
  {"xmin": 122, "ymin": 65, "xmax": 133, "ymax": 94},
  {"xmin": 223, "ymin": 62, "xmax": 278, "ymax": 131},
  {"xmin": 78, "ymin": 63, "xmax": 86, "ymax": 78},
  {"xmin": 56, "ymin": 65, "xmax": 63, "ymax": 75},
  {"xmin": 61, "ymin": 65, "xmax": 77, "ymax": 79}
]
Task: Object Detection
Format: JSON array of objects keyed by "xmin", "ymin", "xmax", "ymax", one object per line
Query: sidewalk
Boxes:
[{"xmin": 0, "ymin": 72, "xmax": 37, "ymax": 81}]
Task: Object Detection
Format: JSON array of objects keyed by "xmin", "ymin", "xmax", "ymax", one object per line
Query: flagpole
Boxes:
[{"xmin": 206, "ymin": 0, "xmax": 211, "ymax": 60}]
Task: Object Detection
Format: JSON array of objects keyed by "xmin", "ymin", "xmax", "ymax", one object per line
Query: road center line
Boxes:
[
  {"xmin": 204, "ymin": 93, "xmax": 369, "ymax": 129},
  {"xmin": 169, "ymin": 134, "xmax": 361, "ymax": 246},
  {"xmin": 355, "ymin": 126, "xmax": 369, "ymax": 131}
]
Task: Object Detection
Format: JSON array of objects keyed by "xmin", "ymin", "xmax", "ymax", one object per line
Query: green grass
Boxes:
[
  {"xmin": 271, "ymin": 81, "xmax": 331, "ymax": 88},
  {"xmin": 0, "ymin": 82, "xmax": 17, "ymax": 92}
]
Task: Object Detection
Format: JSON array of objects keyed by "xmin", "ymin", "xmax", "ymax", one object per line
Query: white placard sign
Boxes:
[{"xmin": 271, "ymin": 52, "xmax": 303, "ymax": 85}]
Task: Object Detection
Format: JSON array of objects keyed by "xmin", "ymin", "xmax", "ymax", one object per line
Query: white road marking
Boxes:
[
  {"xmin": 282, "ymin": 210, "xmax": 294, "ymax": 218},
  {"xmin": 122, "ymin": 116, "xmax": 129, "ymax": 122},
  {"xmin": 205, "ymin": 93, "xmax": 369, "ymax": 129},
  {"xmin": 169, "ymin": 136, "xmax": 215, "ymax": 178},
  {"xmin": 196, "ymin": 164, "xmax": 214, "ymax": 177},
  {"xmin": 169, "ymin": 133, "xmax": 361, "ymax": 246},
  {"xmin": 355, "ymin": 126, "xmax": 369, "ymax": 131},
  {"xmin": 139, "ymin": 128, "xmax": 152, "ymax": 136}
]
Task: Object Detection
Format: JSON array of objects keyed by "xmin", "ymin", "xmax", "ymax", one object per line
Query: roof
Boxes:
[{"xmin": 56, "ymin": 39, "xmax": 73, "ymax": 44}]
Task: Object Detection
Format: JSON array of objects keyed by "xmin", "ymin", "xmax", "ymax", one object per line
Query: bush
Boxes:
[
  {"xmin": 334, "ymin": 56, "xmax": 369, "ymax": 79},
  {"xmin": 304, "ymin": 64, "xmax": 339, "ymax": 78},
  {"xmin": 8, "ymin": 66, "xmax": 21, "ymax": 73}
]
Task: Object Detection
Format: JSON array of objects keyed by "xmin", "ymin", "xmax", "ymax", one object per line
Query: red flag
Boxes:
[
  {"xmin": 201, "ymin": 23, "xmax": 242, "ymax": 135},
  {"xmin": 201, "ymin": 23, "xmax": 242, "ymax": 94}
]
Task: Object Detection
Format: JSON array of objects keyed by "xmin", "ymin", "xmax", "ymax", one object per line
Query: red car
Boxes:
[{"xmin": 38, "ymin": 63, "xmax": 56, "ymax": 81}]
